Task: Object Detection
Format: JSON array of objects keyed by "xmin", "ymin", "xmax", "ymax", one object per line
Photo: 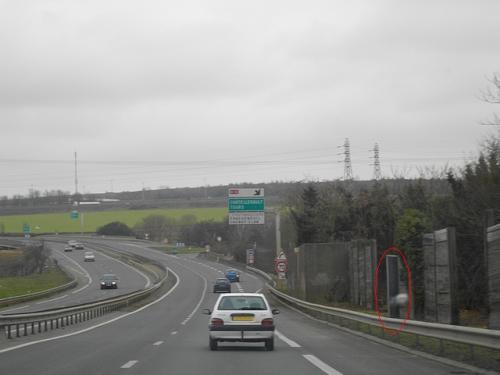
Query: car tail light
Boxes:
[
  {"xmin": 211, "ymin": 318, "xmax": 224, "ymax": 327},
  {"xmin": 261, "ymin": 318, "xmax": 273, "ymax": 326}
]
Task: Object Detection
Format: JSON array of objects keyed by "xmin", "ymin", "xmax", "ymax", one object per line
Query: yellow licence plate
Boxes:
[{"xmin": 232, "ymin": 315, "xmax": 254, "ymax": 321}]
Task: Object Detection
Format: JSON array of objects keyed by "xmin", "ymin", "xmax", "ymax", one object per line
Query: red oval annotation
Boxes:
[{"xmin": 373, "ymin": 246, "xmax": 412, "ymax": 336}]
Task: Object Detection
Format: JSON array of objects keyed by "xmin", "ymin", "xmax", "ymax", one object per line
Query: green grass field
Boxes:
[
  {"xmin": 0, "ymin": 267, "xmax": 71, "ymax": 299},
  {"xmin": 0, "ymin": 207, "xmax": 227, "ymax": 234}
]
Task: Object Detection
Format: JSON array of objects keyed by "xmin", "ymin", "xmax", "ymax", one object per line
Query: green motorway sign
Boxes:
[
  {"xmin": 71, "ymin": 210, "xmax": 79, "ymax": 219},
  {"xmin": 22, "ymin": 223, "xmax": 30, "ymax": 234},
  {"xmin": 228, "ymin": 198, "xmax": 265, "ymax": 212}
]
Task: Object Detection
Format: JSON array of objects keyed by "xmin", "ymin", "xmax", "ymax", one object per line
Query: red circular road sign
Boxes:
[{"xmin": 275, "ymin": 259, "xmax": 288, "ymax": 273}]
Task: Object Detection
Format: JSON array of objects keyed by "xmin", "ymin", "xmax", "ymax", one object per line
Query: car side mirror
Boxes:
[
  {"xmin": 202, "ymin": 308, "xmax": 212, "ymax": 315},
  {"xmin": 272, "ymin": 309, "xmax": 280, "ymax": 315}
]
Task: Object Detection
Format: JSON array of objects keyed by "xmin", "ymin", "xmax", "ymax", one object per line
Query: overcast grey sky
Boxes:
[{"xmin": 1, "ymin": 0, "xmax": 499, "ymax": 197}]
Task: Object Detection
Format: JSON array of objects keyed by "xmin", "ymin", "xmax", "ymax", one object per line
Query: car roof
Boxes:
[{"xmin": 218, "ymin": 293, "xmax": 264, "ymax": 298}]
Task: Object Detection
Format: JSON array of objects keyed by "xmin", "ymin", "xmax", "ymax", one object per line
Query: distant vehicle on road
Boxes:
[
  {"xmin": 74, "ymin": 242, "xmax": 84, "ymax": 250},
  {"xmin": 203, "ymin": 293, "xmax": 279, "ymax": 351},
  {"xmin": 213, "ymin": 278, "xmax": 231, "ymax": 293},
  {"xmin": 68, "ymin": 240, "xmax": 77, "ymax": 248},
  {"xmin": 225, "ymin": 269, "xmax": 240, "ymax": 282},
  {"xmin": 84, "ymin": 251, "xmax": 95, "ymax": 262},
  {"xmin": 63, "ymin": 246, "xmax": 73, "ymax": 252},
  {"xmin": 100, "ymin": 274, "xmax": 118, "ymax": 289}
]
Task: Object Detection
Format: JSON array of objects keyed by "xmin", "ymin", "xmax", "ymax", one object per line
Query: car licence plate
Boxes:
[{"xmin": 232, "ymin": 315, "xmax": 254, "ymax": 321}]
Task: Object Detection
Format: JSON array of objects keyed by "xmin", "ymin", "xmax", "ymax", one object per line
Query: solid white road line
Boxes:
[
  {"xmin": 0, "ymin": 267, "xmax": 180, "ymax": 355},
  {"xmin": 55, "ymin": 249, "xmax": 92, "ymax": 294},
  {"xmin": 153, "ymin": 341, "xmax": 163, "ymax": 346},
  {"xmin": 275, "ymin": 330, "xmax": 302, "ymax": 348},
  {"xmin": 35, "ymin": 294, "xmax": 68, "ymax": 305},
  {"xmin": 121, "ymin": 360, "xmax": 138, "ymax": 369},
  {"xmin": 171, "ymin": 331, "xmax": 178, "ymax": 335},
  {"xmin": 303, "ymin": 354, "xmax": 343, "ymax": 375},
  {"xmin": 181, "ymin": 271, "xmax": 207, "ymax": 325}
]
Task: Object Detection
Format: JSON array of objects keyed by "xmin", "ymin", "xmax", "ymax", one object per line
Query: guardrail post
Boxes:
[
  {"xmin": 38, "ymin": 321, "xmax": 42, "ymax": 333},
  {"xmin": 61, "ymin": 317, "xmax": 64, "ymax": 328},
  {"xmin": 31, "ymin": 322, "xmax": 34, "ymax": 334},
  {"xmin": 23, "ymin": 323, "xmax": 28, "ymax": 336},
  {"xmin": 44, "ymin": 320, "xmax": 48, "ymax": 332},
  {"xmin": 7, "ymin": 325, "xmax": 12, "ymax": 339}
]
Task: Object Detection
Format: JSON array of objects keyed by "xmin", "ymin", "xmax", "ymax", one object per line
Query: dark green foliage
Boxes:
[
  {"xmin": 445, "ymin": 138, "xmax": 500, "ymax": 309},
  {"xmin": 395, "ymin": 209, "xmax": 430, "ymax": 318},
  {"xmin": 290, "ymin": 185, "xmax": 320, "ymax": 245},
  {"xmin": 96, "ymin": 221, "xmax": 133, "ymax": 236}
]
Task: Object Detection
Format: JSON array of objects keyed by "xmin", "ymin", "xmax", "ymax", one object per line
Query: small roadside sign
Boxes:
[
  {"xmin": 228, "ymin": 188, "xmax": 264, "ymax": 197},
  {"xmin": 22, "ymin": 223, "xmax": 31, "ymax": 238},
  {"xmin": 274, "ymin": 258, "xmax": 288, "ymax": 273},
  {"xmin": 246, "ymin": 248, "xmax": 255, "ymax": 265}
]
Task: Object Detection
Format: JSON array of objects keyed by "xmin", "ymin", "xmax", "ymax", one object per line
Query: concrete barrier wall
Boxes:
[
  {"xmin": 349, "ymin": 239, "xmax": 377, "ymax": 309},
  {"xmin": 286, "ymin": 240, "xmax": 377, "ymax": 308},
  {"xmin": 286, "ymin": 242, "xmax": 350, "ymax": 302},
  {"xmin": 487, "ymin": 223, "xmax": 500, "ymax": 329},
  {"xmin": 303, "ymin": 242, "xmax": 350, "ymax": 303},
  {"xmin": 423, "ymin": 227, "xmax": 459, "ymax": 324}
]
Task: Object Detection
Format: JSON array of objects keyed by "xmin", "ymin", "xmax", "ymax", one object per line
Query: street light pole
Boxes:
[{"xmin": 275, "ymin": 211, "xmax": 282, "ymax": 258}]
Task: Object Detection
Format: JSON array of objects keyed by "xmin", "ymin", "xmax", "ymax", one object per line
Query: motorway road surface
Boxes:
[
  {"xmin": 0, "ymin": 238, "xmax": 478, "ymax": 375},
  {"xmin": 0, "ymin": 241, "xmax": 150, "ymax": 315}
]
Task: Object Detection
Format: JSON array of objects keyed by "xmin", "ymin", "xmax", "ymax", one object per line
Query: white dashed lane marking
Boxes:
[
  {"xmin": 153, "ymin": 341, "xmax": 163, "ymax": 346},
  {"xmin": 171, "ymin": 331, "xmax": 178, "ymax": 335},
  {"xmin": 275, "ymin": 330, "xmax": 301, "ymax": 348},
  {"xmin": 303, "ymin": 355, "xmax": 343, "ymax": 375},
  {"xmin": 1, "ymin": 304, "xmax": 30, "ymax": 313},
  {"xmin": 120, "ymin": 360, "xmax": 138, "ymax": 369},
  {"xmin": 35, "ymin": 294, "xmax": 68, "ymax": 305}
]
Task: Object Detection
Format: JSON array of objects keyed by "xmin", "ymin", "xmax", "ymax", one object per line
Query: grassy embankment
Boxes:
[
  {"xmin": 0, "ymin": 207, "xmax": 226, "ymax": 234},
  {"xmin": 0, "ymin": 267, "xmax": 71, "ymax": 299}
]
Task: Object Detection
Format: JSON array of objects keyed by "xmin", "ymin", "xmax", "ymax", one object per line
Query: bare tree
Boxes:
[{"xmin": 479, "ymin": 73, "xmax": 500, "ymax": 126}]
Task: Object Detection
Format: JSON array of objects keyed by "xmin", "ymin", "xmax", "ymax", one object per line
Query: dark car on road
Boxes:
[
  {"xmin": 213, "ymin": 278, "xmax": 231, "ymax": 293},
  {"xmin": 100, "ymin": 274, "xmax": 118, "ymax": 289}
]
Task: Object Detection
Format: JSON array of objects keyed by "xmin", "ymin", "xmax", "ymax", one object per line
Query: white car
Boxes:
[
  {"xmin": 83, "ymin": 251, "xmax": 95, "ymax": 262},
  {"xmin": 203, "ymin": 293, "xmax": 279, "ymax": 351}
]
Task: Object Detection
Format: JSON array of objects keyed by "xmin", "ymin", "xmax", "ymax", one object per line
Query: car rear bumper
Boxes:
[
  {"xmin": 209, "ymin": 327, "xmax": 274, "ymax": 341},
  {"xmin": 213, "ymin": 287, "xmax": 231, "ymax": 293}
]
